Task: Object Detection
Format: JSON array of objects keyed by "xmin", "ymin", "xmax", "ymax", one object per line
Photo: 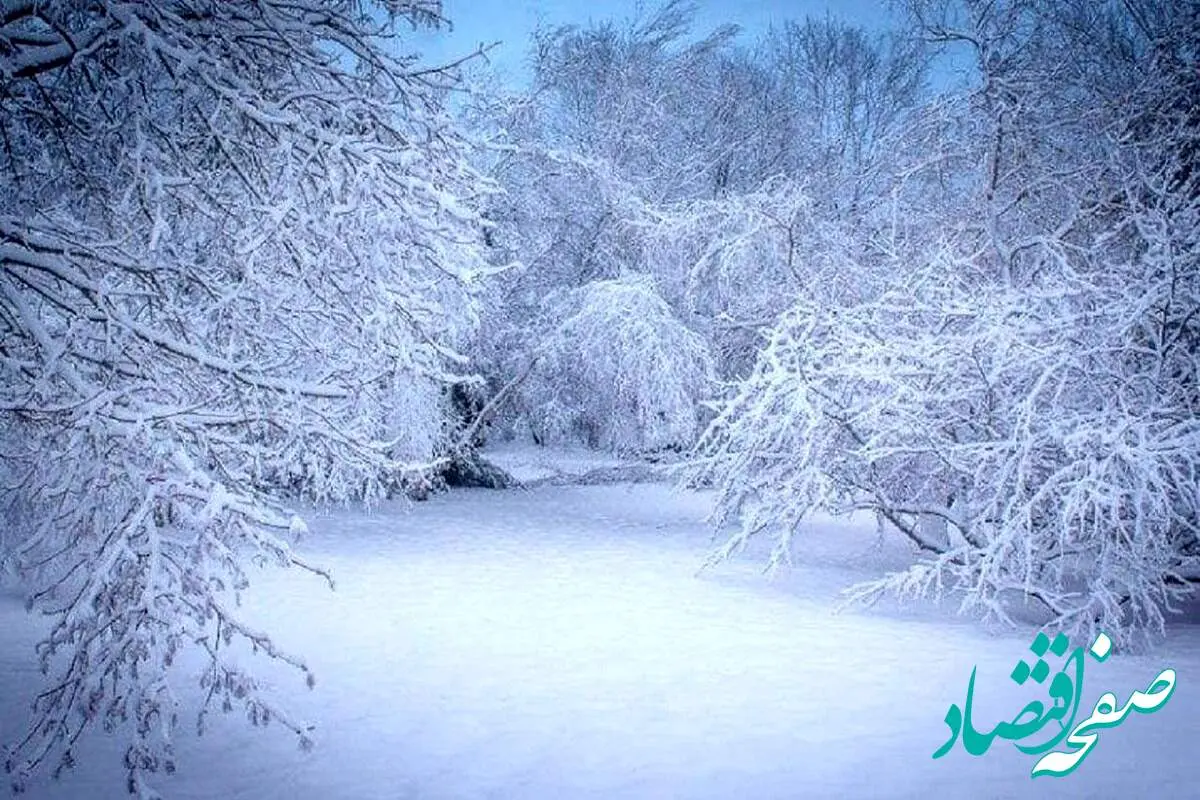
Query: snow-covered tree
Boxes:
[
  {"xmin": 755, "ymin": 15, "xmax": 928, "ymax": 216},
  {"xmin": 691, "ymin": 0, "xmax": 1199, "ymax": 649},
  {"xmin": 643, "ymin": 177, "xmax": 873, "ymax": 378},
  {"xmin": 517, "ymin": 275, "xmax": 715, "ymax": 454},
  {"xmin": 473, "ymin": 5, "xmax": 929, "ymax": 452},
  {"xmin": 0, "ymin": 0, "xmax": 492, "ymax": 793}
]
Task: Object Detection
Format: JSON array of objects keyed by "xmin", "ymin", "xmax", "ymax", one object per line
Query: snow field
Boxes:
[{"xmin": 2, "ymin": 482, "xmax": 1197, "ymax": 798}]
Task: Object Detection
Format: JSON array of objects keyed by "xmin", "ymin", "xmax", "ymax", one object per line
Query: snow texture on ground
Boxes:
[{"xmin": 2, "ymin": 475, "xmax": 1197, "ymax": 799}]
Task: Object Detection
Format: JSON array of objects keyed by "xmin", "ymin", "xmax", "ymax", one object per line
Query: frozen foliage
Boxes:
[
  {"xmin": 644, "ymin": 177, "xmax": 872, "ymax": 377},
  {"xmin": 519, "ymin": 275, "xmax": 715, "ymax": 454},
  {"xmin": 2, "ymin": 0, "xmax": 1194, "ymax": 793},
  {"xmin": 694, "ymin": 245, "xmax": 1199, "ymax": 646},
  {"xmin": 474, "ymin": 5, "xmax": 926, "ymax": 445},
  {"xmin": 692, "ymin": 0, "xmax": 1199, "ymax": 649},
  {"xmin": 0, "ymin": 0, "xmax": 490, "ymax": 794}
]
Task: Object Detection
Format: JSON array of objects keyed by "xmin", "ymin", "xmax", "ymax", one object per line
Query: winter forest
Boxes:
[{"xmin": 0, "ymin": 0, "xmax": 1197, "ymax": 797}]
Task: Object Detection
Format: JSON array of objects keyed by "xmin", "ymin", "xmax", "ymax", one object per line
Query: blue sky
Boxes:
[{"xmin": 410, "ymin": 1, "xmax": 904, "ymax": 85}]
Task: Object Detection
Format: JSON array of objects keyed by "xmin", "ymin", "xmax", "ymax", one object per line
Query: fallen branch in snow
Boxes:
[
  {"xmin": 437, "ymin": 359, "xmax": 542, "ymax": 492},
  {"xmin": 451, "ymin": 356, "xmax": 541, "ymax": 457},
  {"xmin": 442, "ymin": 455, "xmax": 517, "ymax": 490}
]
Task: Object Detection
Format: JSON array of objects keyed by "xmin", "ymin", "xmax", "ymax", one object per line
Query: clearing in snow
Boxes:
[{"xmin": 1, "ymin": 472, "xmax": 1197, "ymax": 799}]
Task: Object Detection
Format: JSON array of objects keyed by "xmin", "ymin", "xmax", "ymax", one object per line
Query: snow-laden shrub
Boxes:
[
  {"xmin": 688, "ymin": 0, "xmax": 1200, "ymax": 651},
  {"xmin": 691, "ymin": 232, "xmax": 1199, "ymax": 648},
  {"xmin": 520, "ymin": 275, "xmax": 715, "ymax": 453}
]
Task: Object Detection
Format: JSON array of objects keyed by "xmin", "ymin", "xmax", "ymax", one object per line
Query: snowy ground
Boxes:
[{"xmin": 2, "ymin": 470, "xmax": 1198, "ymax": 798}]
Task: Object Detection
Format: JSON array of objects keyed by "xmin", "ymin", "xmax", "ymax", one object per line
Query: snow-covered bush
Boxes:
[
  {"xmin": 691, "ymin": 0, "xmax": 1199, "ymax": 648},
  {"xmin": 0, "ymin": 0, "xmax": 490, "ymax": 793},
  {"xmin": 693, "ymin": 238, "xmax": 1198, "ymax": 648},
  {"xmin": 519, "ymin": 276, "xmax": 715, "ymax": 453}
]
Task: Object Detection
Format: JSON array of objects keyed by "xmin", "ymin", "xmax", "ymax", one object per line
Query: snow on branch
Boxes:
[
  {"xmin": 1, "ymin": 0, "xmax": 493, "ymax": 793},
  {"xmin": 520, "ymin": 275, "xmax": 715, "ymax": 454},
  {"xmin": 689, "ymin": 0, "xmax": 1200, "ymax": 649}
]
